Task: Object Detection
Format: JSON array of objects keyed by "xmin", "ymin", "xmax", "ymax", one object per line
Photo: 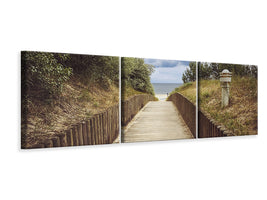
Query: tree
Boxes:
[
  {"xmin": 181, "ymin": 62, "xmax": 258, "ymax": 82},
  {"xmin": 63, "ymin": 54, "xmax": 119, "ymax": 88},
  {"xmin": 209, "ymin": 63, "xmax": 257, "ymax": 79},
  {"xmin": 182, "ymin": 62, "xmax": 196, "ymax": 83},
  {"xmin": 21, "ymin": 51, "xmax": 72, "ymax": 100},
  {"xmin": 122, "ymin": 57, "xmax": 155, "ymax": 95}
]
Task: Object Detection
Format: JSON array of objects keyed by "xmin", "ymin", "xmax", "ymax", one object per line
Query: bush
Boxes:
[
  {"xmin": 21, "ymin": 51, "xmax": 72, "ymax": 99},
  {"xmin": 64, "ymin": 54, "xmax": 119, "ymax": 89},
  {"xmin": 122, "ymin": 57, "xmax": 155, "ymax": 95}
]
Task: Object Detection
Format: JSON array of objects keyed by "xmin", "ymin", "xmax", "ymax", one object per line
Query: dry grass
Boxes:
[
  {"xmin": 23, "ymin": 77, "xmax": 119, "ymax": 147},
  {"xmin": 167, "ymin": 78, "xmax": 257, "ymax": 136},
  {"xmin": 168, "ymin": 82, "xmax": 197, "ymax": 104},
  {"xmin": 122, "ymin": 85, "xmax": 158, "ymax": 101},
  {"xmin": 122, "ymin": 85, "xmax": 147, "ymax": 100},
  {"xmin": 199, "ymin": 77, "xmax": 257, "ymax": 135}
]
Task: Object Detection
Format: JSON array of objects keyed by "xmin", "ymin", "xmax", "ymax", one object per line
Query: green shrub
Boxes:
[
  {"xmin": 64, "ymin": 54, "xmax": 119, "ymax": 89},
  {"xmin": 22, "ymin": 51, "xmax": 72, "ymax": 99},
  {"xmin": 122, "ymin": 57, "xmax": 155, "ymax": 95}
]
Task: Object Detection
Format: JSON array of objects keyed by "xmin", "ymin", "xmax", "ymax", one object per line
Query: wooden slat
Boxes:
[
  {"xmin": 66, "ymin": 129, "xmax": 74, "ymax": 146},
  {"xmin": 82, "ymin": 121, "xmax": 88, "ymax": 145},
  {"xmin": 86, "ymin": 120, "xmax": 92, "ymax": 145},
  {"xmin": 51, "ymin": 137, "xmax": 60, "ymax": 147},
  {"xmin": 59, "ymin": 132, "xmax": 67, "ymax": 147},
  {"xmin": 72, "ymin": 125, "xmax": 79, "ymax": 146},
  {"xmin": 91, "ymin": 117, "xmax": 96, "ymax": 145},
  {"xmin": 44, "ymin": 139, "xmax": 53, "ymax": 148},
  {"xmin": 78, "ymin": 123, "xmax": 83, "ymax": 145}
]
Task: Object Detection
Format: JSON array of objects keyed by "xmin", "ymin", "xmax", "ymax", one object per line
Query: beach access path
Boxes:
[{"xmin": 122, "ymin": 101, "xmax": 193, "ymax": 143}]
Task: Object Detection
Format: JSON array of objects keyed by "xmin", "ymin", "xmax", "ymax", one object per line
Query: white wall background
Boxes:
[{"xmin": 0, "ymin": 1, "xmax": 266, "ymax": 200}]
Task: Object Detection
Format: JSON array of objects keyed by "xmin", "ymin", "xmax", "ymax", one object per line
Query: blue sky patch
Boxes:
[{"xmin": 144, "ymin": 58, "xmax": 192, "ymax": 83}]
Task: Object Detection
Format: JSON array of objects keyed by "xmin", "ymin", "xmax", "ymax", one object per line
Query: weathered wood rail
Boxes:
[
  {"xmin": 198, "ymin": 109, "xmax": 235, "ymax": 138},
  {"xmin": 168, "ymin": 93, "xmax": 196, "ymax": 138},
  {"xmin": 24, "ymin": 104, "xmax": 119, "ymax": 149},
  {"xmin": 121, "ymin": 94, "xmax": 154, "ymax": 126}
]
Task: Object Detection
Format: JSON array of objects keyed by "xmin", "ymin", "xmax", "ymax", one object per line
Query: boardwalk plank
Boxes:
[{"xmin": 122, "ymin": 101, "xmax": 193, "ymax": 143}]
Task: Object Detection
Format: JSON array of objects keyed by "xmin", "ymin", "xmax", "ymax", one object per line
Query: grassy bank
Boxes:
[
  {"xmin": 199, "ymin": 77, "xmax": 257, "ymax": 135},
  {"xmin": 21, "ymin": 52, "xmax": 120, "ymax": 147},
  {"xmin": 122, "ymin": 84, "xmax": 148, "ymax": 100},
  {"xmin": 168, "ymin": 82, "xmax": 196, "ymax": 104},
  {"xmin": 22, "ymin": 77, "xmax": 119, "ymax": 147},
  {"xmin": 122, "ymin": 85, "xmax": 158, "ymax": 101}
]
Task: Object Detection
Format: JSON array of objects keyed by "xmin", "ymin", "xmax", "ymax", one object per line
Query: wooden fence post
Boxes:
[
  {"xmin": 86, "ymin": 120, "xmax": 92, "ymax": 145},
  {"xmin": 59, "ymin": 131, "xmax": 68, "ymax": 147},
  {"xmin": 103, "ymin": 111, "xmax": 108, "ymax": 143},
  {"xmin": 100, "ymin": 113, "xmax": 104, "ymax": 144},
  {"xmin": 90, "ymin": 117, "xmax": 96, "ymax": 145},
  {"xmin": 78, "ymin": 123, "xmax": 84, "ymax": 145},
  {"xmin": 82, "ymin": 121, "xmax": 88, "ymax": 145},
  {"xmin": 44, "ymin": 139, "xmax": 53, "ymax": 148},
  {"xmin": 72, "ymin": 125, "xmax": 79, "ymax": 146},
  {"xmin": 66, "ymin": 129, "xmax": 74, "ymax": 146},
  {"xmin": 51, "ymin": 137, "xmax": 60, "ymax": 147},
  {"xmin": 95, "ymin": 114, "xmax": 100, "ymax": 144}
]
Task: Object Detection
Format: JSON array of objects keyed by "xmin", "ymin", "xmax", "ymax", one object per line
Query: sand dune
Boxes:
[{"xmin": 155, "ymin": 93, "xmax": 169, "ymax": 101}]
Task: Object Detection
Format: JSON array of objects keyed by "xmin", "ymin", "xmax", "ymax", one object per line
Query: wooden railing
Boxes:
[
  {"xmin": 198, "ymin": 109, "xmax": 234, "ymax": 138},
  {"xmin": 121, "ymin": 94, "xmax": 154, "ymax": 126},
  {"xmin": 24, "ymin": 104, "xmax": 119, "ymax": 149},
  {"xmin": 168, "ymin": 93, "xmax": 196, "ymax": 138}
]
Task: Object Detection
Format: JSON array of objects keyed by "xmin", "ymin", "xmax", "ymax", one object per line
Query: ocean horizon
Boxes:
[{"xmin": 152, "ymin": 83, "xmax": 183, "ymax": 95}]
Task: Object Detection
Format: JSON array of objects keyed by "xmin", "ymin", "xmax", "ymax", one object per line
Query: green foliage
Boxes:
[
  {"xmin": 22, "ymin": 51, "xmax": 119, "ymax": 105},
  {"xmin": 64, "ymin": 54, "xmax": 119, "ymax": 89},
  {"xmin": 122, "ymin": 57, "xmax": 155, "ymax": 95},
  {"xmin": 199, "ymin": 62, "xmax": 258, "ymax": 80},
  {"xmin": 182, "ymin": 62, "xmax": 257, "ymax": 83},
  {"xmin": 182, "ymin": 62, "xmax": 196, "ymax": 83},
  {"xmin": 198, "ymin": 62, "xmax": 213, "ymax": 80},
  {"xmin": 121, "ymin": 82, "xmax": 147, "ymax": 100},
  {"xmin": 21, "ymin": 51, "xmax": 72, "ymax": 99}
]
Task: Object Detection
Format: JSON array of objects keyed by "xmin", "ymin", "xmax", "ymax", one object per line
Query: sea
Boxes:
[{"xmin": 152, "ymin": 83, "xmax": 183, "ymax": 95}]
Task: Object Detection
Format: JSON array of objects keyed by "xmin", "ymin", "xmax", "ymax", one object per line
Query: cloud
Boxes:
[
  {"xmin": 144, "ymin": 58, "xmax": 190, "ymax": 68},
  {"xmin": 144, "ymin": 59, "xmax": 192, "ymax": 83},
  {"xmin": 150, "ymin": 63, "xmax": 189, "ymax": 83}
]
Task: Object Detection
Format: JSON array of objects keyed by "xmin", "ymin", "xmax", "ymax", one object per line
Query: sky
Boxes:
[{"xmin": 144, "ymin": 58, "xmax": 191, "ymax": 83}]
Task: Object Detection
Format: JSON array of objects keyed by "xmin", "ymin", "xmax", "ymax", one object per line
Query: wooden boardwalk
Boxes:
[{"xmin": 122, "ymin": 101, "xmax": 194, "ymax": 143}]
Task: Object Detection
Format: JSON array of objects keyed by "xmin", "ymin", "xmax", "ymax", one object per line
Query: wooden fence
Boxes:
[
  {"xmin": 198, "ymin": 109, "xmax": 235, "ymax": 138},
  {"xmin": 168, "ymin": 93, "xmax": 196, "ymax": 138},
  {"xmin": 121, "ymin": 94, "xmax": 154, "ymax": 126},
  {"xmin": 25, "ymin": 104, "xmax": 119, "ymax": 149}
]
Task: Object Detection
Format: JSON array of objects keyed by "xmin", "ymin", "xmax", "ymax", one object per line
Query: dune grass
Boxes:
[
  {"xmin": 121, "ymin": 85, "xmax": 148, "ymax": 100},
  {"xmin": 23, "ymin": 77, "xmax": 119, "ymax": 147},
  {"xmin": 168, "ymin": 81, "xmax": 196, "ymax": 104},
  {"xmin": 168, "ymin": 77, "xmax": 257, "ymax": 135},
  {"xmin": 121, "ymin": 82, "xmax": 157, "ymax": 101},
  {"xmin": 199, "ymin": 76, "xmax": 257, "ymax": 135}
]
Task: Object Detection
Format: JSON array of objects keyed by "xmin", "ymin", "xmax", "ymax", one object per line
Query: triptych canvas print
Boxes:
[{"xmin": 21, "ymin": 51, "xmax": 258, "ymax": 149}]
